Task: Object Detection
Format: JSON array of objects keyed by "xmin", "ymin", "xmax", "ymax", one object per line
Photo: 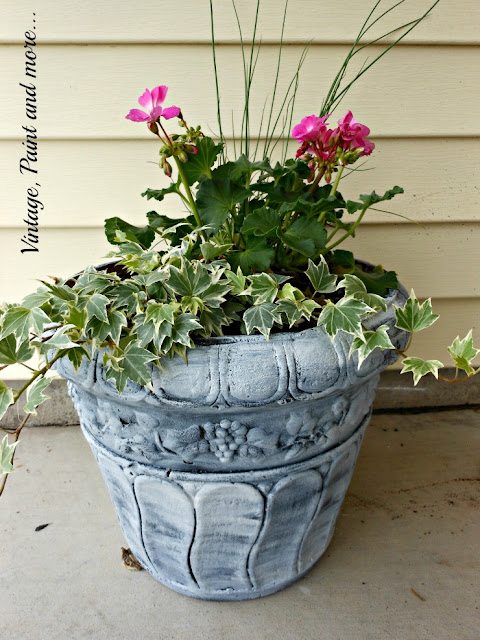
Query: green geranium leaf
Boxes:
[
  {"xmin": 86, "ymin": 293, "xmax": 110, "ymax": 323},
  {"xmin": 350, "ymin": 324, "xmax": 395, "ymax": 366},
  {"xmin": 228, "ymin": 236, "xmax": 274, "ymax": 273},
  {"xmin": 141, "ymin": 183, "xmax": 178, "ymax": 201},
  {"xmin": 346, "ymin": 186, "xmax": 404, "ymax": 214},
  {"xmin": 395, "ymin": 290, "xmax": 439, "ymax": 333},
  {"xmin": 317, "ymin": 298, "xmax": 373, "ymax": 340},
  {"xmin": 447, "ymin": 330, "xmax": 479, "ymax": 375},
  {"xmin": 182, "ymin": 137, "xmax": 223, "ymax": 185},
  {"xmin": 401, "ymin": 357, "xmax": 444, "ymax": 386},
  {"xmin": 241, "ymin": 207, "xmax": 281, "ymax": 238},
  {"xmin": 0, "ymin": 434, "xmax": 17, "ymax": 475},
  {"xmin": 245, "ymin": 273, "xmax": 279, "ymax": 304},
  {"xmin": 306, "ymin": 257, "xmax": 337, "ymax": 294},
  {"xmin": 229, "ymin": 155, "xmax": 273, "ymax": 182},
  {"xmin": 196, "ymin": 177, "xmax": 251, "ymax": 234},
  {"xmin": 280, "ymin": 217, "xmax": 327, "ymax": 257},
  {"xmin": 23, "ymin": 377, "xmax": 52, "ymax": 414},
  {"xmin": 104, "ymin": 217, "xmax": 156, "ymax": 249},
  {"xmin": 243, "ymin": 303, "xmax": 278, "ymax": 338},
  {"xmin": 353, "ymin": 265, "xmax": 398, "ymax": 296},
  {"xmin": 338, "ymin": 274, "xmax": 387, "ymax": 311},
  {"xmin": 0, "ymin": 335, "xmax": 33, "ymax": 365},
  {"xmin": 0, "ymin": 381, "xmax": 15, "ymax": 421}
]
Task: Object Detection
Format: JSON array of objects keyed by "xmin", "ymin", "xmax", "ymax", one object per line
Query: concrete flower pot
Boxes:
[{"xmin": 55, "ymin": 285, "xmax": 408, "ymax": 600}]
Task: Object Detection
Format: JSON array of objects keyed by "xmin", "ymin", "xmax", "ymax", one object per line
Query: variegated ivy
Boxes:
[{"xmin": 1, "ymin": 68, "xmax": 478, "ymax": 479}]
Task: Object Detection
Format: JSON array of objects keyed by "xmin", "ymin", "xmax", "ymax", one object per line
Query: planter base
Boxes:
[{"xmin": 82, "ymin": 414, "xmax": 368, "ymax": 601}]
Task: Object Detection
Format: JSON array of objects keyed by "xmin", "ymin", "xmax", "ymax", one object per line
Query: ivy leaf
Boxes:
[
  {"xmin": 198, "ymin": 307, "xmax": 230, "ymax": 337},
  {"xmin": 395, "ymin": 290, "xmax": 439, "ymax": 333},
  {"xmin": 0, "ymin": 435, "xmax": 17, "ymax": 475},
  {"xmin": 118, "ymin": 341, "xmax": 156, "ymax": 386},
  {"xmin": 350, "ymin": 325, "xmax": 395, "ymax": 366},
  {"xmin": 22, "ymin": 288, "xmax": 52, "ymax": 309},
  {"xmin": 317, "ymin": 298, "xmax": 373, "ymax": 341},
  {"xmin": 401, "ymin": 357, "xmax": 444, "ymax": 386},
  {"xmin": 1, "ymin": 306, "xmax": 52, "ymax": 343},
  {"xmin": 166, "ymin": 260, "xmax": 211, "ymax": 298},
  {"xmin": 274, "ymin": 299, "xmax": 303, "ymax": 327},
  {"xmin": 200, "ymin": 241, "xmax": 233, "ymax": 261},
  {"xmin": 279, "ymin": 217, "xmax": 327, "ymax": 257},
  {"xmin": 243, "ymin": 303, "xmax": 278, "ymax": 338},
  {"xmin": 196, "ymin": 177, "xmax": 251, "ymax": 234},
  {"xmin": 104, "ymin": 217, "xmax": 155, "ymax": 249},
  {"xmin": 171, "ymin": 313, "xmax": 203, "ymax": 347},
  {"xmin": 23, "ymin": 377, "xmax": 52, "ymax": 414},
  {"xmin": 0, "ymin": 381, "xmax": 14, "ymax": 420},
  {"xmin": 245, "ymin": 273, "xmax": 279, "ymax": 304},
  {"xmin": 86, "ymin": 293, "xmax": 109, "ymax": 323},
  {"xmin": 225, "ymin": 267, "xmax": 246, "ymax": 295},
  {"xmin": 228, "ymin": 236, "xmax": 274, "ymax": 273},
  {"xmin": 200, "ymin": 281, "xmax": 231, "ymax": 308},
  {"xmin": 0, "ymin": 335, "xmax": 34, "ymax": 365},
  {"xmin": 67, "ymin": 345, "xmax": 91, "ymax": 371},
  {"xmin": 337, "ymin": 274, "xmax": 387, "ymax": 311},
  {"xmin": 182, "ymin": 137, "xmax": 223, "ymax": 185},
  {"xmin": 145, "ymin": 301, "xmax": 177, "ymax": 330},
  {"xmin": 38, "ymin": 325, "xmax": 78, "ymax": 351},
  {"xmin": 346, "ymin": 186, "xmax": 404, "ymax": 214},
  {"xmin": 305, "ymin": 257, "xmax": 337, "ymax": 294},
  {"xmin": 141, "ymin": 183, "xmax": 178, "ymax": 201},
  {"xmin": 447, "ymin": 330, "xmax": 479, "ymax": 375},
  {"xmin": 65, "ymin": 303, "xmax": 87, "ymax": 329},
  {"xmin": 134, "ymin": 314, "xmax": 173, "ymax": 352},
  {"xmin": 107, "ymin": 310, "xmax": 128, "ymax": 344},
  {"xmin": 241, "ymin": 207, "xmax": 281, "ymax": 238}
]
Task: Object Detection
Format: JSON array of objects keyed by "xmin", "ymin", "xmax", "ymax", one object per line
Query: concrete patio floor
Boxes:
[{"xmin": 1, "ymin": 409, "xmax": 479, "ymax": 640}]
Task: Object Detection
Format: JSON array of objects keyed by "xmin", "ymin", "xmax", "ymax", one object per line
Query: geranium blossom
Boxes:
[
  {"xmin": 126, "ymin": 85, "xmax": 181, "ymax": 123},
  {"xmin": 291, "ymin": 115, "xmax": 329, "ymax": 142},
  {"xmin": 337, "ymin": 111, "xmax": 375, "ymax": 155}
]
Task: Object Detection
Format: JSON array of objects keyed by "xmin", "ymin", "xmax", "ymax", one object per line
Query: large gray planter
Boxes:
[{"xmin": 55, "ymin": 285, "xmax": 408, "ymax": 600}]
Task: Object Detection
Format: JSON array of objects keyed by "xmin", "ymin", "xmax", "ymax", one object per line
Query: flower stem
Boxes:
[
  {"xmin": 329, "ymin": 164, "xmax": 345, "ymax": 197},
  {"xmin": 323, "ymin": 205, "xmax": 368, "ymax": 253},
  {"xmin": 173, "ymin": 157, "xmax": 207, "ymax": 242}
]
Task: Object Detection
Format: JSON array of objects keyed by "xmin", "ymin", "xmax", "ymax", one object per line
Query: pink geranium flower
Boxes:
[
  {"xmin": 291, "ymin": 114, "xmax": 330, "ymax": 142},
  {"xmin": 337, "ymin": 110, "xmax": 374, "ymax": 153},
  {"xmin": 126, "ymin": 86, "xmax": 181, "ymax": 123}
]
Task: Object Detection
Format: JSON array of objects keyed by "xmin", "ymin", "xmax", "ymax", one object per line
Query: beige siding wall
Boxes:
[{"xmin": 1, "ymin": 0, "xmax": 479, "ymax": 377}]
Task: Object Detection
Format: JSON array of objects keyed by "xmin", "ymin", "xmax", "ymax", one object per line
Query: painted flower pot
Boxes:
[{"xmin": 55, "ymin": 285, "xmax": 408, "ymax": 601}]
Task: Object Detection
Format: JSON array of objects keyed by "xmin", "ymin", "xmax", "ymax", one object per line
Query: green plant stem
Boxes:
[
  {"xmin": 12, "ymin": 350, "xmax": 65, "ymax": 402},
  {"xmin": 173, "ymin": 157, "xmax": 207, "ymax": 242},
  {"xmin": 329, "ymin": 165, "xmax": 345, "ymax": 197},
  {"xmin": 0, "ymin": 413, "xmax": 31, "ymax": 498},
  {"xmin": 323, "ymin": 205, "xmax": 368, "ymax": 253}
]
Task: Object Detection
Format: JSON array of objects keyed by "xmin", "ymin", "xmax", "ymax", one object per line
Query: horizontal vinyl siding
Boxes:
[
  {"xmin": 2, "ymin": 0, "xmax": 479, "ymax": 44},
  {"xmin": 1, "ymin": 138, "xmax": 479, "ymax": 228},
  {"xmin": 1, "ymin": 1, "xmax": 479, "ymax": 379},
  {"xmin": 1, "ymin": 44, "xmax": 479, "ymax": 138}
]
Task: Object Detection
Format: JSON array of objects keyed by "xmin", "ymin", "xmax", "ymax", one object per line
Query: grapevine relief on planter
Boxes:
[{"xmin": 157, "ymin": 419, "xmax": 278, "ymax": 463}]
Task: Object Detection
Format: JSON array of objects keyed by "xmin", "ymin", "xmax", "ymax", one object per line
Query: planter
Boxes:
[{"xmin": 55, "ymin": 284, "xmax": 408, "ymax": 600}]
